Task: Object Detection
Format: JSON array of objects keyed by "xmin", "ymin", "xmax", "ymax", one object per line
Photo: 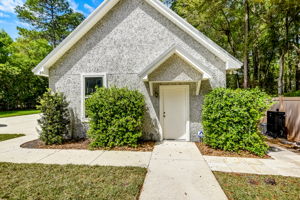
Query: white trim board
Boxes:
[
  {"xmin": 33, "ymin": 0, "xmax": 242, "ymax": 76},
  {"xmin": 148, "ymin": 80, "xmax": 202, "ymax": 96},
  {"xmin": 139, "ymin": 45, "xmax": 211, "ymax": 81},
  {"xmin": 159, "ymin": 85, "xmax": 190, "ymax": 141}
]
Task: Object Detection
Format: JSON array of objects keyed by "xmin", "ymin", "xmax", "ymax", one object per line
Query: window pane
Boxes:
[{"xmin": 85, "ymin": 77, "xmax": 103, "ymax": 95}]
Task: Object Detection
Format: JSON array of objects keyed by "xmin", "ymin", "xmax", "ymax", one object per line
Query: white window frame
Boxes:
[{"xmin": 81, "ymin": 73, "xmax": 107, "ymax": 121}]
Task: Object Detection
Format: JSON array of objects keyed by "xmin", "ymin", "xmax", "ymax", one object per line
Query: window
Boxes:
[
  {"xmin": 85, "ymin": 77, "xmax": 103, "ymax": 96},
  {"xmin": 82, "ymin": 73, "xmax": 107, "ymax": 120}
]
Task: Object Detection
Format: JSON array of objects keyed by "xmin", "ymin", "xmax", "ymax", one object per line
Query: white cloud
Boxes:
[
  {"xmin": 68, "ymin": 0, "xmax": 79, "ymax": 11},
  {"xmin": 84, "ymin": 3, "xmax": 95, "ymax": 13},
  {"xmin": 16, "ymin": 20, "xmax": 30, "ymax": 27},
  {"xmin": 0, "ymin": 0, "xmax": 24, "ymax": 14},
  {"xmin": 0, "ymin": 12, "xmax": 9, "ymax": 17},
  {"xmin": 68, "ymin": 0, "xmax": 86, "ymax": 15}
]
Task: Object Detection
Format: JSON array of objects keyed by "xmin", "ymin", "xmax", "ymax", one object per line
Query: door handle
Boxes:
[{"xmin": 163, "ymin": 112, "xmax": 166, "ymax": 118}]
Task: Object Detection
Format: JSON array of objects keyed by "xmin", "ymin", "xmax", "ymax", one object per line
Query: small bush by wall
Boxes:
[
  {"xmin": 202, "ymin": 88, "xmax": 272, "ymax": 156},
  {"xmin": 37, "ymin": 89, "xmax": 70, "ymax": 145},
  {"xmin": 85, "ymin": 87, "xmax": 145, "ymax": 148}
]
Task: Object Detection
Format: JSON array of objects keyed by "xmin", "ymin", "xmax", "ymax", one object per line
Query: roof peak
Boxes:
[{"xmin": 33, "ymin": 0, "xmax": 242, "ymax": 76}]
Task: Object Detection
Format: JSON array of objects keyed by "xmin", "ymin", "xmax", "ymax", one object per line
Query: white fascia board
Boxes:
[
  {"xmin": 145, "ymin": 0, "xmax": 242, "ymax": 70},
  {"xmin": 139, "ymin": 45, "xmax": 212, "ymax": 80},
  {"xmin": 32, "ymin": 0, "xmax": 120, "ymax": 76},
  {"xmin": 196, "ymin": 80, "xmax": 201, "ymax": 95}
]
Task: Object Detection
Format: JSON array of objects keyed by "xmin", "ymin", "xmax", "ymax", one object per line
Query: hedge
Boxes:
[
  {"xmin": 85, "ymin": 87, "xmax": 145, "ymax": 148},
  {"xmin": 202, "ymin": 88, "xmax": 272, "ymax": 156}
]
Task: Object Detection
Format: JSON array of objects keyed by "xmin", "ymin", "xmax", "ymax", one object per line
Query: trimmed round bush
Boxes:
[
  {"xmin": 37, "ymin": 89, "xmax": 70, "ymax": 145},
  {"xmin": 202, "ymin": 88, "xmax": 272, "ymax": 156},
  {"xmin": 85, "ymin": 87, "xmax": 145, "ymax": 148}
]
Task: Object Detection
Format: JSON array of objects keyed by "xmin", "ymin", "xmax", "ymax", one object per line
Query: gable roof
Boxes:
[
  {"xmin": 139, "ymin": 44, "xmax": 211, "ymax": 81},
  {"xmin": 32, "ymin": 0, "xmax": 243, "ymax": 76}
]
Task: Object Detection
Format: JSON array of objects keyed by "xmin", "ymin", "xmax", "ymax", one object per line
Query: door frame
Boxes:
[{"xmin": 159, "ymin": 85, "xmax": 190, "ymax": 141}]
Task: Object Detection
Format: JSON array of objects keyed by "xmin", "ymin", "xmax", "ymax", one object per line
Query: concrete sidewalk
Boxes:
[
  {"xmin": 204, "ymin": 147, "xmax": 300, "ymax": 178},
  {"xmin": 139, "ymin": 141, "xmax": 227, "ymax": 200},
  {"xmin": 0, "ymin": 114, "xmax": 151, "ymax": 167},
  {"xmin": 0, "ymin": 114, "xmax": 39, "ymax": 136}
]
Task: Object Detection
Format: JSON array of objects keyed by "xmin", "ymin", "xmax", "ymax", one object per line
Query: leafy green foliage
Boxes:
[
  {"xmin": 0, "ymin": 36, "xmax": 51, "ymax": 110},
  {"xmin": 0, "ymin": 29, "xmax": 13, "ymax": 63},
  {"xmin": 37, "ymin": 89, "xmax": 70, "ymax": 145},
  {"xmin": 15, "ymin": 0, "xmax": 85, "ymax": 47},
  {"xmin": 86, "ymin": 87, "xmax": 145, "ymax": 148},
  {"xmin": 171, "ymin": 0, "xmax": 300, "ymax": 94},
  {"xmin": 202, "ymin": 88, "xmax": 272, "ymax": 156},
  {"xmin": 0, "ymin": 0, "xmax": 85, "ymax": 111},
  {"xmin": 284, "ymin": 90, "xmax": 300, "ymax": 97}
]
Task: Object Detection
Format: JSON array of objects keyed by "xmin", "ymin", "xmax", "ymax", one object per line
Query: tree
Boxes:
[
  {"xmin": 171, "ymin": 0, "xmax": 300, "ymax": 95},
  {"xmin": 0, "ymin": 30, "xmax": 13, "ymax": 64},
  {"xmin": 0, "ymin": 0, "xmax": 87, "ymax": 110},
  {"xmin": 243, "ymin": 0, "xmax": 249, "ymax": 88},
  {"xmin": 15, "ymin": 0, "xmax": 85, "ymax": 47},
  {"xmin": 0, "ymin": 37, "xmax": 52, "ymax": 110}
]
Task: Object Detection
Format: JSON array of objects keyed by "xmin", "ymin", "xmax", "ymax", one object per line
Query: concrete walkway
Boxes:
[
  {"xmin": 140, "ymin": 141, "xmax": 227, "ymax": 200},
  {"xmin": 0, "ymin": 114, "xmax": 151, "ymax": 167},
  {"xmin": 204, "ymin": 147, "xmax": 300, "ymax": 178}
]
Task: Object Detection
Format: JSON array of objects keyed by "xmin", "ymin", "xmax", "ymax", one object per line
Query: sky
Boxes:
[{"xmin": 0, "ymin": 0, "xmax": 104, "ymax": 39}]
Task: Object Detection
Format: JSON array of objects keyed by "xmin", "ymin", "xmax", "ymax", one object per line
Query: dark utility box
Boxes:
[{"xmin": 267, "ymin": 111, "xmax": 286, "ymax": 138}]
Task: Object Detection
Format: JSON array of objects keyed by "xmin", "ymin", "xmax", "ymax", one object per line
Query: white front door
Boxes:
[{"xmin": 160, "ymin": 85, "xmax": 189, "ymax": 141}]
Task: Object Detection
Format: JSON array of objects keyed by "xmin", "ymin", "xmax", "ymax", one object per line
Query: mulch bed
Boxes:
[
  {"xmin": 20, "ymin": 139, "xmax": 155, "ymax": 152},
  {"xmin": 195, "ymin": 142, "xmax": 271, "ymax": 159},
  {"xmin": 266, "ymin": 137, "xmax": 300, "ymax": 155}
]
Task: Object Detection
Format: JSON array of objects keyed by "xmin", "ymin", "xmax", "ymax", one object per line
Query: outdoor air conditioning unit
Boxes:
[{"xmin": 266, "ymin": 110, "xmax": 286, "ymax": 138}]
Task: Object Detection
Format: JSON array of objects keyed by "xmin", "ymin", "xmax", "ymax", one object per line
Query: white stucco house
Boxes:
[{"xmin": 33, "ymin": 0, "xmax": 242, "ymax": 141}]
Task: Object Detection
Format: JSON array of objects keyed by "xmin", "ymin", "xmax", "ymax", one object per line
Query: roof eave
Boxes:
[{"xmin": 139, "ymin": 45, "xmax": 212, "ymax": 80}]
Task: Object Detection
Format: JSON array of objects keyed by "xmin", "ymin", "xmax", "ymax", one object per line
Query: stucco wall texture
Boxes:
[{"xmin": 49, "ymin": 0, "xmax": 226, "ymax": 141}]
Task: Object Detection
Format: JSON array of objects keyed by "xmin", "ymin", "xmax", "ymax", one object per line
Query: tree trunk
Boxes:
[
  {"xmin": 253, "ymin": 47, "xmax": 259, "ymax": 87},
  {"xmin": 296, "ymin": 63, "xmax": 300, "ymax": 90},
  {"xmin": 293, "ymin": 42, "xmax": 300, "ymax": 90},
  {"xmin": 278, "ymin": 51, "xmax": 285, "ymax": 95},
  {"xmin": 243, "ymin": 0, "xmax": 249, "ymax": 89}
]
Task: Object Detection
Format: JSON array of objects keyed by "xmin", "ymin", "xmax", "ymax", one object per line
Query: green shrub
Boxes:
[
  {"xmin": 284, "ymin": 90, "xmax": 300, "ymax": 97},
  {"xmin": 85, "ymin": 87, "xmax": 145, "ymax": 148},
  {"xmin": 37, "ymin": 89, "xmax": 70, "ymax": 145},
  {"xmin": 202, "ymin": 88, "xmax": 272, "ymax": 156}
]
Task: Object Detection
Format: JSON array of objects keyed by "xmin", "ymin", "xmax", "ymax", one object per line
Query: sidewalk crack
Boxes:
[
  {"xmin": 89, "ymin": 151, "xmax": 105, "ymax": 165},
  {"xmin": 36, "ymin": 149, "xmax": 62, "ymax": 162}
]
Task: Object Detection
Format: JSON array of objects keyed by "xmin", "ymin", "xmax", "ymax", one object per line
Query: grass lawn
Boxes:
[
  {"xmin": 0, "ymin": 162, "xmax": 147, "ymax": 200},
  {"xmin": 214, "ymin": 171, "xmax": 300, "ymax": 200},
  {"xmin": 0, "ymin": 134, "xmax": 25, "ymax": 142},
  {"xmin": 0, "ymin": 109, "xmax": 40, "ymax": 118}
]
